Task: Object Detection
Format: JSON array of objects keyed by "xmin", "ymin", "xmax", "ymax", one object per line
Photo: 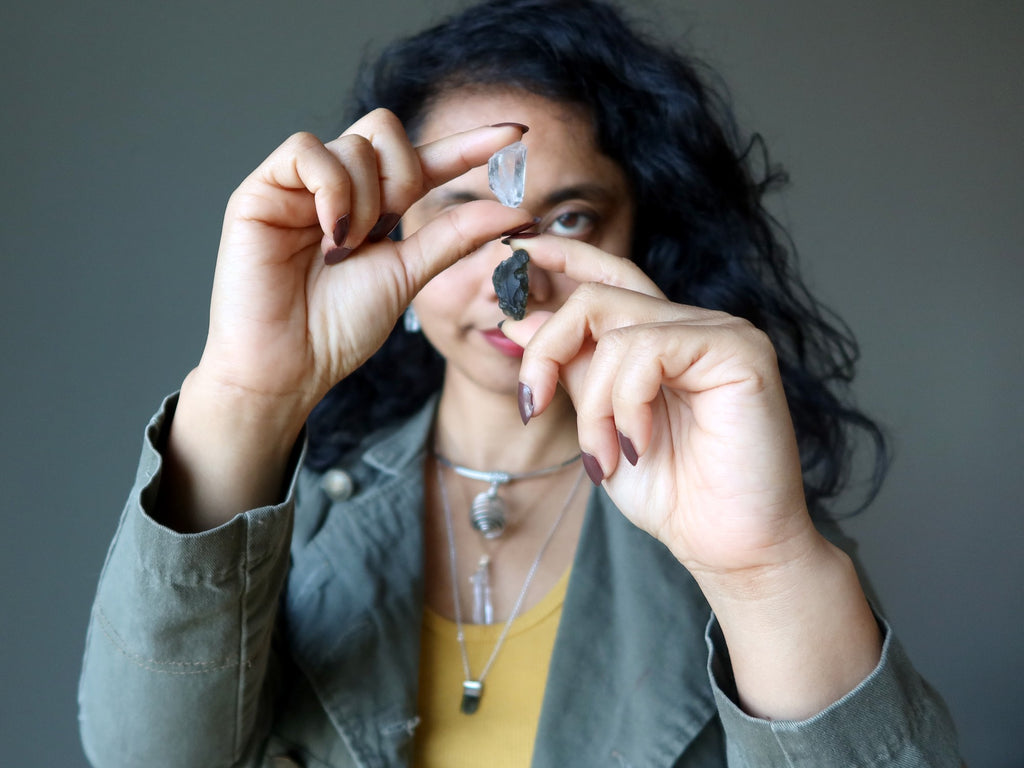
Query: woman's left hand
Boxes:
[
  {"xmin": 499, "ymin": 234, "xmax": 816, "ymax": 586},
  {"xmin": 500, "ymin": 234, "xmax": 882, "ymax": 721}
]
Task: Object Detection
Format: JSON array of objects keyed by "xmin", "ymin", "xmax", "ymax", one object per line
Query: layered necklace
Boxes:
[
  {"xmin": 434, "ymin": 451, "xmax": 584, "ymax": 714},
  {"xmin": 433, "ymin": 450, "xmax": 582, "ymax": 539}
]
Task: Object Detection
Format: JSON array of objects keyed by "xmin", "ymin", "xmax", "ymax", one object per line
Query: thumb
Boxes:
[
  {"xmin": 397, "ymin": 200, "xmax": 536, "ymax": 295},
  {"xmin": 498, "ymin": 310, "xmax": 552, "ymax": 348},
  {"xmin": 500, "ymin": 309, "xmax": 594, "ymax": 422}
]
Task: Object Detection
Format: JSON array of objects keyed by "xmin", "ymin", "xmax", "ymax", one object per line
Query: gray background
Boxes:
[{"xmin": 2, "ymin": 1, "xmax": 1021, "ymax": 765}]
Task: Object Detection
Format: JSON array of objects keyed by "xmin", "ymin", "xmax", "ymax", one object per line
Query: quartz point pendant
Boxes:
[
  {"xmin": 488, "ymin": 141, "xmax": 527, "ymax": 208},
  {"xmin": 461, "ymin": 680, "xmax": 483, "ymax": 714},
  {"xmin": 469, "ymin": 555, "xmax": 495, "ymax": 625}
]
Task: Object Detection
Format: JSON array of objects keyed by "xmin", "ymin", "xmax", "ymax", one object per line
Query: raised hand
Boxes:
[
  {"xmin": 499, "ymin": 234, "xmax": 810, "ymax": 575},
  {"xmin": 202, "ymin": 113, "xmax": 533, "ymax": 420},
  {"xmin": 500, "ymin": 234, "xmax": 881, "ymax": 720},
  {"xmin": 161, "ymin": 114, "xmax": 533, "ymax": 531}
]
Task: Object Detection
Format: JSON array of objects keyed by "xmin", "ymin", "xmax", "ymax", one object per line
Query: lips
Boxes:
[{"xmin": 480, "ymin": 328, "xmax": 525, "ymax": 357}]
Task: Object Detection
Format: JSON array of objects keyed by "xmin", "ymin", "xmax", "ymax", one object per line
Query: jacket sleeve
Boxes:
[
  {"xmin": 704, "ymin": 518, "xmax": 962, "ymax": 767},
  {"xmin": 78, "ymin": 394, "xmax": 300, "ymax": 768}
]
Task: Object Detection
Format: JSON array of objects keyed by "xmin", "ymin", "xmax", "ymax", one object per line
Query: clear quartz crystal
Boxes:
[
  {"xmin": 469, "ymin": 555, "xmax": 495, "ymax": 625},
  {"xmin": 487, "ymin": 141, "xmax": 527, "ymax": 208}
]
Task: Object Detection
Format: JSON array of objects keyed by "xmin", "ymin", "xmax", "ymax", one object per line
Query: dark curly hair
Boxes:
[{"xmin": 306, "ymin": 0, "xmax": 888, "ymax": 516}]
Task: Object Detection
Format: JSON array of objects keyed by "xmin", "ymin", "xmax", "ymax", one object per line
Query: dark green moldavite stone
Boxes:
[{"xmin": 493, "ymin": 248, "xmax": 530, "ymax": 320}]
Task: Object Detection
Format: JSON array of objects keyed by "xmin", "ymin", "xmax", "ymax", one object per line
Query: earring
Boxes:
[{"xmin": 403, "ymin": 306, "xmax": 421, "ymax": 333}]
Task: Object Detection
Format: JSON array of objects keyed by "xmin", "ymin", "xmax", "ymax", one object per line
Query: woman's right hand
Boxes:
[
  {"xmin": 160, "ymin": 113, "xmax": 532, "ymax": 530},
  {"xmin": 200, "ymin": 112, "xmax": 531, "ymax": 428}
]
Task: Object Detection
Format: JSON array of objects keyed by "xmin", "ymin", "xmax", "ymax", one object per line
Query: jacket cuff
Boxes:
[
  {"xmin": 126, "ymin": 392, "xmax": 304, "ymax": 583},
  {"xmin": 706, "ymin": 613, "xmax": 961, "ymax": 766}
]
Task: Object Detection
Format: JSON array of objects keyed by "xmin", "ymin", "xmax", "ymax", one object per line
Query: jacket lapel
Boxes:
[
  {"xmin": 284, "ymin": 404, "xmax": 435, "ymax": 767},
  {"xmin": 533, "ymin": 489, "xmax": 718, "ymax": 767},
  {"xmin": 284, "ymin": 398, "xmax": 717, "ymax": 767}
]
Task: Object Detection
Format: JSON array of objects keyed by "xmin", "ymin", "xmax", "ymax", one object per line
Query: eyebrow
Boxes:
[{"xmin": 433, "ymin": 183, "xmax": 616, "ymax": 209}]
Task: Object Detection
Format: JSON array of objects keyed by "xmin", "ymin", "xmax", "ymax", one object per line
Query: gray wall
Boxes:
[{"xmin": 1, "ymin": 1, "xmax": 1021, "ymax": 765}]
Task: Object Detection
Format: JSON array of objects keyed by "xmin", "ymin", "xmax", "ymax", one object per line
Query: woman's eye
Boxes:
[{"xmin": 545, "ymin": 211, "xmax": 595, "ymax": 239}]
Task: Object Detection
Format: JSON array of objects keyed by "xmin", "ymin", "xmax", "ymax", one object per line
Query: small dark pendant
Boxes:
[
  {"xmin": 493, "ymin": 248, "xmax": 530, "ymax": 320},
  {"xmin": 461, "ymin": 680, "xmax": 483, "ymax": 714}
]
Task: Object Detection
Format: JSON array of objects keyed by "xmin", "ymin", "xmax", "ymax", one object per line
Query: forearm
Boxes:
[
  {"xmin": 698, "ymin": 533, "xmax": 882, "ymax": 721},
  {"xmin": 156, "ymin": 367, "xmax": 307, "ymax": 533},
  {"xmin": 80, "ymin": 396, "xmax": 295, "ymax": 767}
]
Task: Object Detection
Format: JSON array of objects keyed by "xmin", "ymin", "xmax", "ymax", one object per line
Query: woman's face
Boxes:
[{"xmin": 403, "ymin": 88, "xmax": 634, "ymax": 398}]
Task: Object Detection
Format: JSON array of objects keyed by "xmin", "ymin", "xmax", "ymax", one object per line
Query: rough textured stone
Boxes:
[{"xmin": 492, "ymin": 249, "xmax": 530, "ymax": 320}]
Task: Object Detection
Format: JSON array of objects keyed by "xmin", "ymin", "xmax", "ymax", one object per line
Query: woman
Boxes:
[{"xmin": 78, "ymin": 0, "xmax": 961, "ymax": 766}]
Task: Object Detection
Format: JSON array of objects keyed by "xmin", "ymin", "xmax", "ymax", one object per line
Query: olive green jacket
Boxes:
[{"xmin": 79, "ymin": 395, "xmax": 961, "ymax": 767}]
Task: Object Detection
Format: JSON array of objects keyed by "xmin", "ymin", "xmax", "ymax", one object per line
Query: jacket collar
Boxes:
[{"xmin": 286, "ymin": 398, "xmax": 716, "ymax": 766}]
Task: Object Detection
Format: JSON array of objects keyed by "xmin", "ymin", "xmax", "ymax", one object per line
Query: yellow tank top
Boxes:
[{"xmin": 413, "ymin": 568, "xmax": 570, "ymax": 768}]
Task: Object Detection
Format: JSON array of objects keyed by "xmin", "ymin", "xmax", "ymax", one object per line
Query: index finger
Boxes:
[
  {"xmin": 507, "ymin": 233, "xmax": 666, "ymax": 299},
  {"xmin": 416, "ymin": 123, "xmax": 528, "ymax": 191}
]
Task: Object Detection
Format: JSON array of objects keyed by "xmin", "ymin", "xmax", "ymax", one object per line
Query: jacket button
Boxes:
[{"xmin": 321, "ymin": 468, "xmax": 355, "ymax": 501}]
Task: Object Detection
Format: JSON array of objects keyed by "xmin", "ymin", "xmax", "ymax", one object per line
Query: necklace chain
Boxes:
[
  {"xmin": 434, "ymin": 449, "xmax": 582, "ymax": 540},
  {"xmin": 436, "ymin": 459, "xmax": 584, "ymax": 714},
  {"xmin": 433, "ymin": 450, "xmax": 582, "ymax": 485}
]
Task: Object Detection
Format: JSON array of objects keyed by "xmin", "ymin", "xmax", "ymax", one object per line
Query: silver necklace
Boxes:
[
  {"xmin": 433, "ymin": 450, "xmax": 582, "ymax": 539},
  {"xmin": 436, "ymin": 460, "xmax": 584, "ymax": 715}
]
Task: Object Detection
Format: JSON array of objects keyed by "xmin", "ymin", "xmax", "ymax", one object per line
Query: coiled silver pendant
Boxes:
[{"xmin": 470, "ymin": 482, "xmax": 507, "ymax": 539}]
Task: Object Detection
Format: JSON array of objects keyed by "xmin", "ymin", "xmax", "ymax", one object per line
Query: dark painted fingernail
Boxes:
[
  {"xmin": 501, "ymin": 219, "xmax": 541, "ymax": 237},
  {"xmin": 617, "ymin": 431, "xmax": 639, "ymax": 466},
  {"xmin": 324, "ymin": 245, "xmax": 353, "ymax": 265},
  {"xmin": 490, "ymin": 122, "xmax": 529, "ymax": 133},
  {"xmin": 581, "ymin": 453, "xmax": 604, "ymax": 486},
  {"xmin": 333, "ymin": 214, "xmax": 350, "ymax": 247},
  {"xmin": 501, "ymin": 231, "xmax": 540, "ymax": 246},
  {"xmin": 497, "ymin": 319, "xmax": 506, "ymax": 331},
  {"xmin": 367, "ymin": 212, "xmax": 401, "ymax": 242},
  {"xmin": 517, "ymin": 382, "xmax": 534, "ymax": 425}
]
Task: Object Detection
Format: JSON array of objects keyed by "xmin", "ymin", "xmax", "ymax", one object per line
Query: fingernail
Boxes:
[
  {"xmin": 501, "ymin": 232, "xmax": 540, "ymax": 246},
  {"xmin": 333, "ymin": 214, "xmax": 350, "ymax": 247},
  {"xmin": 617, "ymin": 430, "xmax": 639, "ymax": 466},
  {"xmin": 501, "ymin": 219, "xmax": 541, "ymax": 238},
  {"xmin": 517, "ymin": 382, "xmax": 534, "ymax": 425},
  {"xmin": 581, "ymin": 453, "xmax": 604, "ymax": 486},
  {"xmin": 324, "ymin": 246, "xmax": 353, "ymax": 265},
  {"xmin": 497, "ymin": 319, "xmax": 506, "ymax": 331},
  {"xmin": 490, "ymin": 122, "xmax": 529, "ymax": 133},
  {"xmin": 367, "ymin": 212, "xmax": 401, "ymax": 242}
]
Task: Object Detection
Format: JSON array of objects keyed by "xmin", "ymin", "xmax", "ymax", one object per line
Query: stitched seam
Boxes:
[
  {"xmin": 139, "ymin": 548, "xmax": 278, "ymax": 585},
  {"xmin": 769, "ymin": 724, "xmax": 798, "ymax": 768},
  {"xmin": 95, "ymin": 604, "xmax": 240, "ymax": 674},
  {"xmin": 235, "ymin": 515, "xmax": 251, "ymax": 758}
]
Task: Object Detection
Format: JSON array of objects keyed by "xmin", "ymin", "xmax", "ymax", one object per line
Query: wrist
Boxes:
[
  {"xmin": 180, "ymin": 365, "xmax": 310, "ymax": 451},
  {"xmin": 156, "ymin": 368, "xmax": 308, "ymax": 533},
  {"xmin": 692, "ymin": 524, "xmax": 836, "ymax": 613},
  {"xmin": 699, "ymin": 534, "xmax": 882, "ymax": 720}
]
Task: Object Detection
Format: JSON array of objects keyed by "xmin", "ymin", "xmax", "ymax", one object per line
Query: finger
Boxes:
[
  {"xmin": 506, "ymin": 233, "xmax": 666, "ymax": 299},
  {"xmin": 416, "ymin": 123, "xmax": 528, "ymax": 191},
  {"xmin": 396, "ymin": 200, "xmax": 539, "ymax": 295},
  {"xmin": 243, "ymin": 132, "xmax": 357, "ymax": 238},
  {"xmin": 321, "ymin": 133, "xmax": 381, "ymax": 255},
  {"xmin": 503, "ymin": 283, "xmax": 676, "ymax": 416},
  {"xmin": 499, "ymin": 310, "xmax": 561, "ymax": 425},
  {"xmin": 336, "ymin": 109, "xmax": 421, "ymax": 244},
  {"xmin": 572, "ymin": 330, "xmax": 628, "ymax": 482},
  {"xmin": 506, "ymin": 282, "xmax": 754, "ymax": 422},
  {"xmin": 576, "ymin": 323, "xmax": 677, "ymax": 477},
  {"xmin": 322, "ymin": 115, "xmax": 527, "ymax": 256}
]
